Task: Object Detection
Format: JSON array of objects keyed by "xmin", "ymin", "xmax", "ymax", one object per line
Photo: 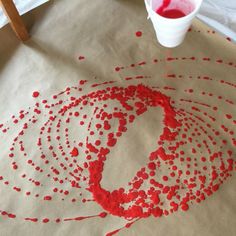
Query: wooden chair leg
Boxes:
[{"xmin": 0, "ymin": 0, "xmax": 30, "ymax": 41}]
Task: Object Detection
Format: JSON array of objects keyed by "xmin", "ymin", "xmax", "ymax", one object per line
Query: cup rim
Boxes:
[{"xmin": 146, "ymin": 0, "xmax": 203, "ymax": 22}]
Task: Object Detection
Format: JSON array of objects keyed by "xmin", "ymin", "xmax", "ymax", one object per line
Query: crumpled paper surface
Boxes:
[
  {"xmin": 0, "ymin": 0, "xmax": 235, "ymax": 236},
  {"xmin": 0, "ymin": 0, "xmax": 48, "ymax": 28},
  {"xmin": 198, "ymin": 0, "xmax": 236, "ymax": 41}
]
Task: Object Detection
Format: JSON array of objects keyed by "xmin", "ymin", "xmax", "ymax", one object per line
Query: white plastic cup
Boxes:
[{"xmin": 144, "ymin": 0, "xmax": 203, "ymax": 48}]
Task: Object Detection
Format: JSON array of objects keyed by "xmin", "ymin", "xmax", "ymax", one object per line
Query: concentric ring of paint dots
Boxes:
[{"xmin": 1, "ymin": 51, "xmax": 236, "ymax": 235}]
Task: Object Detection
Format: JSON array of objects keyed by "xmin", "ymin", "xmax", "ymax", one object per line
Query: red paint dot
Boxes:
[
  {"xmin": 181, "ymin": 204, "xmax": 189, "ymax": 211},
  {"xmin": 43, "ymin": 196, "xmax": 52, "ymax": 201},
  {"xmin": 8, "ymin": 214, "xmax": 16, "ymax": 218},
  {"xmin": 78, "ymin": 56, "xmax": 85, "ymax": 60},
  {"xmin": 162, "ymin": 176, "xmax": 168, "ymax": 181},
  {"xmin": 148, "ymin": 162, "xmax": 156, "ymax": 170},
  {"xmin": 13, "ymin": 164, "xmax": 18, "ymax": 170},
  {"xmin": 136, "ymin": 31, "xmax": 142, "ymax": 37},
  {"xmin": 99, "ymin": 212, "xmax": 107, "ymax": 218},
  {"xmin": 42, "ymin": 218, "xmax": 49, "ymax": 223},
  {"xmin": 32, "ymin": 91, "xmax": 40, "ymax": 98},
  {"xmin": 74, "ymin": 112, "xmax": 80, "ymax": 117},
  {"xmin": 70, "ymin": 147, "xmax": 79, "ymax": 157}
]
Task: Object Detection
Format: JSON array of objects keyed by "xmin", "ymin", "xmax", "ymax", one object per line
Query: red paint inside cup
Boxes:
[
  {"xmin": 157, "ymin": 9, "xmax": 186, "ymax": 19},
  {"xmin": 156, "ymin": 0, "xmax": 193, "ymax": 19}
]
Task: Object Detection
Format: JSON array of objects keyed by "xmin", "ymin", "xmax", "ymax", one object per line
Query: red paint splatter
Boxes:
[
  {"xmin": 0, "ymin": 50, "xmax": 235, "ymax": 235},
  {"xmin": 70, "ymin": 147, "xmax": 79, "ymax": 157}
]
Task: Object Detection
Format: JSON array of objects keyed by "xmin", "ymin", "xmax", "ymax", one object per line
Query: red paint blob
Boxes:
[
  {"xmin": 157, "ymin": 9, "xmax": 186, "ymax": 19},
  {"xmin": 181, "ymin": 203, "xmax": 189, "ymax": 211},
  {"xmin": 43, "ymin": 196, "xmax": 52, "ymax": 201},
  {"xmin": 135, "ymin": 31, "xmax": 142, "ymax": 37},
  {"xmin": 70, "ymin": 147, "xmax": 79, "ymax": 157},
  {"xmin": 78, "ymin": 56, "xmax": 85, "ymax": 60},
  {"xmin": 42, "ymin": 218, "xmax": 49, "ymax": 223},
  {"xmin": 32, "ymin": 91, "xmax": 40, "ymax": 98}
]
